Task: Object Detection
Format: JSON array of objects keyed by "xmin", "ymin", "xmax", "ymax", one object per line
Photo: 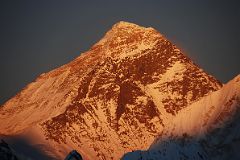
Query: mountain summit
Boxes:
[{"xmin": 0, "ymin": 21, "xmax": 233, "ymax": 160}]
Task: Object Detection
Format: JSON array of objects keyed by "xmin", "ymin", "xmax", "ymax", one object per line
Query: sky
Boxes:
[{"xmin": 0, "ymin": 0, "xmax": 240, "ymax": 105}]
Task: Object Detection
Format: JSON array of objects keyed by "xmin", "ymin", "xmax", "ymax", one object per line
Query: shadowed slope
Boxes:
[{"xmin": 0, "ymin": 135, "xmax": 59, "ymax": 160}]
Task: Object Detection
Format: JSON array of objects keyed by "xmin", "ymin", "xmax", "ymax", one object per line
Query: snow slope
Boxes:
[{"xmin": 122, "ymin": 75, "xmax": 240, "ymax": 160}]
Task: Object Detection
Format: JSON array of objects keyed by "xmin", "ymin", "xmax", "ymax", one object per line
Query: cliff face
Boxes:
[{"xmin": 0, "ymin": 21, "xmax": 222, "ymax": 159}]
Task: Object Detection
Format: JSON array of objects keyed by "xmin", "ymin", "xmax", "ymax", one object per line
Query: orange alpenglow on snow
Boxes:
[{"xmin": 0, "ymin": 21, "xmax": 239, "ymax": 160}]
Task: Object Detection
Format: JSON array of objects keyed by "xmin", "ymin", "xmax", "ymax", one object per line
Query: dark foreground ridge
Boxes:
[
  {"xmin": 0, "ymin": 139, "xmax": 18, "ymax": 160},
  {"xmin": 65, "ymin": 150, "xmax": 83, "ymax": 160},
  {"xmin": 0, "ymin": 138, "xmax": 83, "ymax": 160},
  {"xmin": 0, "ymin": 136, "xmax": 59, "ymax": 160}
]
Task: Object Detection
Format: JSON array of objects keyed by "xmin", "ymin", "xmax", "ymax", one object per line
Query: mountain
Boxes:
[
  {"xmin": 122, "ymin": 75, "xmax": 240, "ymax": 160},
  {"xmin": 0, "ymin": 21, "xmax": 225, "ymax": 159}
]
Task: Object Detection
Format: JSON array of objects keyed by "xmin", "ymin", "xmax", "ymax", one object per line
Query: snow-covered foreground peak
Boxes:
[
  {"xmin": 158, "ymin": 74, "xmax": 240, "ymax": 138},
  {"xmin": 0, "ymin": 22, "xmax": 224, "ymax": 159},
  {"xmin": 122, "ymin": 74, "xmax": 240, "ymax": 160}
]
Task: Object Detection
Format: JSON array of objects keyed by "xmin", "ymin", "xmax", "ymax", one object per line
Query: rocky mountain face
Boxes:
[{"xmin": 0, "ymin": 21, "xmax": 229, "ymax": 160}]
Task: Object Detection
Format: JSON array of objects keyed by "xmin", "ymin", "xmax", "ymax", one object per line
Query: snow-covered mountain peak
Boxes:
[
  {"xmin": 93, "ymin": 21, "xmax": 162, "ymax": 58},
  {"xmin": 112, "ymin": 21, "xmax": 141, "ymax": 28},
  {"xmin": 112, "ymin": 21, "xmax": 155, "ymax": 31},
  {"xmin": 0, "ymin": 22, "xmax": 225, "ymax": 160}
]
